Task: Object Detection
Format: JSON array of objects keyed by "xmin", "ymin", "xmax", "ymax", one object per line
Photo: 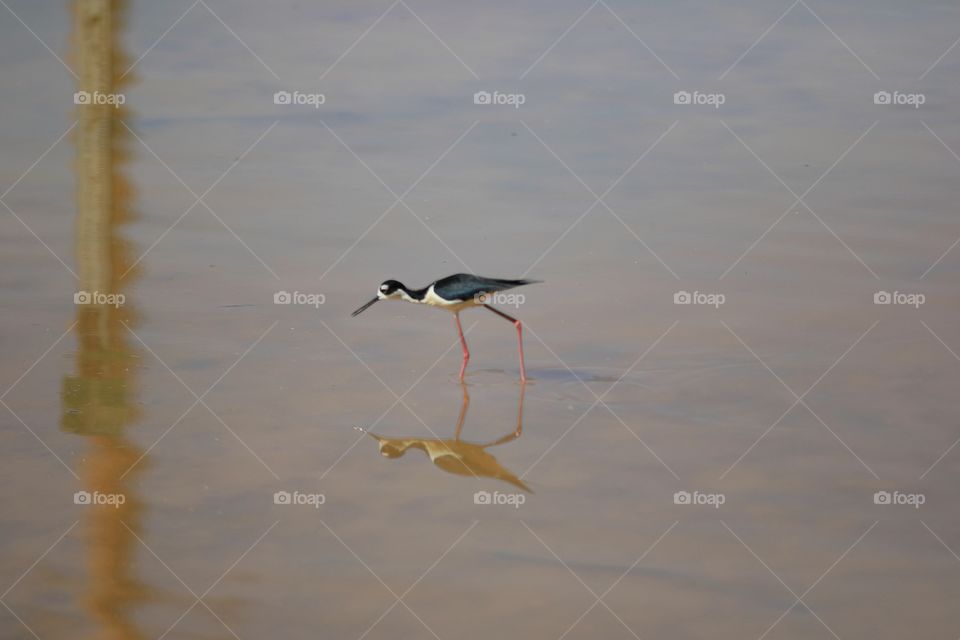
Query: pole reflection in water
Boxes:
[
  {"xmin": 364, "ymin": 384, "xmax": 531, "ymax": 492},
  {"xmin": 62, "ymin": 1, "xmax": 149, "ymax": 638}
]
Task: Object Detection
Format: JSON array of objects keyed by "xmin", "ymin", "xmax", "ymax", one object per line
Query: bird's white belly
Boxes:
[{"xmin": 422, "ymin": 285, "xmax": 481, "ymax": 312}]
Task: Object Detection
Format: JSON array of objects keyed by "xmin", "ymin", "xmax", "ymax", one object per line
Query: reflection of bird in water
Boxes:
[
  {"xmin": 362, "ymin": 384, "xmax": 531, "ymax": 492},
  {"xmin": 351, "ymin": 273, "xmax": 541, "ymax": 381}
]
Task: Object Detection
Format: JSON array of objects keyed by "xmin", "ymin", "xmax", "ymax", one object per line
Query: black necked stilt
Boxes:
[{"xmin": 351, "ymin": 273, "xmax": 541, "ymax": 382}]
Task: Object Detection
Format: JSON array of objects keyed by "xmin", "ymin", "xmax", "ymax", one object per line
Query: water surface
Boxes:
[{"xmin": 2, "ymin": 1, "xmax": 960, "ymax": 638}]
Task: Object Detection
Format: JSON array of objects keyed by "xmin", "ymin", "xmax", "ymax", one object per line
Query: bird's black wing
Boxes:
[{"xmin": 431, "ymin": 273, "xmax": 541, "ymax": 301}]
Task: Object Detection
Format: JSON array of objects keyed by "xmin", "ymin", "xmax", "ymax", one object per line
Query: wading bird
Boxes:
[{"xmin": 351, "ymin": 273, "xmax": 540, "ymax": 381}]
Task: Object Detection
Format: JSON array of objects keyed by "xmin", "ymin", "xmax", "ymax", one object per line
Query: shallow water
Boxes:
[{"xmin": 3, "ymin": 1, "xmax": 960, "ymax": 638}]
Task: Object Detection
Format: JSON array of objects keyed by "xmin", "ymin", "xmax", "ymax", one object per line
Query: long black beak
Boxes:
[{"xmin": 351, "ymin": 297, "xmax": 379, "ymax": 317}]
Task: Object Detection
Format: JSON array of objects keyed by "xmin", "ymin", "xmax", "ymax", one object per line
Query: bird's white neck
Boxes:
[{"xmin": 398, "ymin": 288, "xmax": 424, "ymax": 304}]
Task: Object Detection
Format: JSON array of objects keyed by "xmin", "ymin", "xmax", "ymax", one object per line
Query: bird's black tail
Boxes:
[{"xmin": 492, "ymin": 278, "xmax": 542, "ymax": 288}]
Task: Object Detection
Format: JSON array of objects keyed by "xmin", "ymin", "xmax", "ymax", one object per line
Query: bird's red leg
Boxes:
[
  {"xmin": 455, "ymin": 312, "xmax": 470, "ymax": 381},
  {"xmin": 484, "ymin": 305, "xmax": 527, "ymax": 382}
]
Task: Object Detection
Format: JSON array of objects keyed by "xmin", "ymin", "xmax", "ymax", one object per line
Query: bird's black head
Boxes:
[
  {"xmin": 378, "ymin": 280, "xmax": 405, "ymax": 297},
  {"xmin": 351, "ymin": 279, "xmax": 408, "ymax": 317}
]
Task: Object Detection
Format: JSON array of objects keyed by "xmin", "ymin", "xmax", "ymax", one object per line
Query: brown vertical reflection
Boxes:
[{"xmin": 63, "ymin": 1, "xmax": 148, "ymax": 639}]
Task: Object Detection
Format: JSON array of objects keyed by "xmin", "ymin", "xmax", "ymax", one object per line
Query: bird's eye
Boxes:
[{"xmin": 380, "ymin": 284, "xmax": 389, "ymax": 291}]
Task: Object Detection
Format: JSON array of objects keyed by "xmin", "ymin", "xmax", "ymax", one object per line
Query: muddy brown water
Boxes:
[{"xmin": 2, "ymin": 2, "xmax": 960, "ymax": 638}]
